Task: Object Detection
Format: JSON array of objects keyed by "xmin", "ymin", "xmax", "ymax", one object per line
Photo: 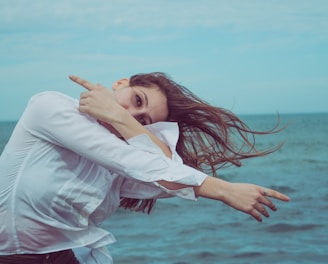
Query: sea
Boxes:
[{"xmin": 0, "ymin": 113, "xmax": 327, "ymax": 264}]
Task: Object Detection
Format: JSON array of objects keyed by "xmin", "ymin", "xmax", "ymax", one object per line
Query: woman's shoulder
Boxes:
[
  {"xmin": 29, "ymin": 91, "xmax": 75, "ymax": 102},
  {"xmin": 21, "ymin": 91, "xmax": 78, "ymax": 127},
  {"xmin": 26, "ymin": 91, "xmax": 77, "ymax": 112}
]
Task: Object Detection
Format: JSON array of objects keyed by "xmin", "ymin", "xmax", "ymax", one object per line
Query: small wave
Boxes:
[
  {"xmin": 196, "ymin": 251, "xmax": 217, "ymax": 258},
  {"xmin": 302, "ymin": 158, "xmax": 326, "ymax": 164},
  {"xmin": 233, "ymin": 251, "xmax": 264, "ymax": 259},
  {"xmin": 264, "ymin": 223, "xmax": 321, "ymax": 233},
  {"xmin": 191, "ymin": 251, "xmax": 220, "ymax": 262}
]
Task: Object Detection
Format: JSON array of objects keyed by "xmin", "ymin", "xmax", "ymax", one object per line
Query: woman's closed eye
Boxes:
[{"xmin": 138, "ymin": 117, "xmax": 147, "ymax": 126}]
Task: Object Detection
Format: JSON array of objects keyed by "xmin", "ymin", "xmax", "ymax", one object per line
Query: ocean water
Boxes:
[{"xmin": 1, "ymin": 113, "xmax": 327, "ymax": 264}]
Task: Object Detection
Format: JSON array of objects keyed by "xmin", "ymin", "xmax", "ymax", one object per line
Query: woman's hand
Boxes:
[
  {"xmin": 194, "ymin": 176, "xmax": 290, "ymax": 222},
  {"xmin": 69, "ymin": 75, "xmax": 125, "ymax": 124},
  {"xmin": 221, "ymin": 182, "xmax": 289, "ymax": 222}
]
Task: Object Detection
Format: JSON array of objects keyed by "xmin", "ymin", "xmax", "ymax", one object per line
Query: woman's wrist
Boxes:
[
  {"xmin": 194, "ymin": 176, "xmax": 229, "ymax": 202},
  {"xmin": 109, "ymin": 110, "xmax": 146, "ymax": 138},
  {"xmin": 108, "ymin": 110, "xmax": 172, "ymax": 158},
  {"xmin": 100, "ymin": 103, "xmax": 128, "ymax": 125}
]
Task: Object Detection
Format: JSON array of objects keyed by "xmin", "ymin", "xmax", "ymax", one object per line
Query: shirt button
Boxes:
[{"xmin": 81, "ymin": 211, "xmax": 88, "ymax": 218}]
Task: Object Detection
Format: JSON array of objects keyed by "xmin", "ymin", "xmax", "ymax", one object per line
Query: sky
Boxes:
[{"xmin": 0, "ymin": 0, "xmax": 327, "ymax": 121}]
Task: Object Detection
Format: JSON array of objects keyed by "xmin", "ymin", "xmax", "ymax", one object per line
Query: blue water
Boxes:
[{"xmin": 1, "ymin": 113, "xmax": 327, "ymax": 263}]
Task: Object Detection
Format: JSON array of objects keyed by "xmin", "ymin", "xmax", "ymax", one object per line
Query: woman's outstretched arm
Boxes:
[{"xmin": 159, "ymin": 176, "xmax": 290, "ymax": 222}]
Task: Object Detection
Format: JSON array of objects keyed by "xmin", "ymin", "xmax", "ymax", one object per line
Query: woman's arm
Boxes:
[
  {"xmin": 159, "ymin": 176, "xmax": 290, "ymax": 222},
  {"xmin": 22, "ymin": 91, "xmax": 206, "ymax": 187},
  {"xmin": 70, "ymin": 75, "xmax": 172, "ymax": 158}
]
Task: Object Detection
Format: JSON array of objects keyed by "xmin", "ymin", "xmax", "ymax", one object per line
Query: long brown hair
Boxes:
[{"xmin": 120, "ymin": 72, "xmax": 284, "ymax": 213}]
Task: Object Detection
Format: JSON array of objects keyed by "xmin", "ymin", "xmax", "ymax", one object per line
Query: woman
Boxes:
[
  {"xmin": 73, "ymin": 72, "xmax": 288, "ymax": 216},
  {"xmin": 0, "ymin": 73, "xmax": 289, "ymax": 264}
]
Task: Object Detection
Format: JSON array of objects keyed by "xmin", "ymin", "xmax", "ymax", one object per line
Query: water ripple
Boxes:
[{"xmin": 264, "ymin": 223, "xmax": 321, "ymax": 233}]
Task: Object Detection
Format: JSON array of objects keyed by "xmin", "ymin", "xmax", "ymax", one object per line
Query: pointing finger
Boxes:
[
  {"xmin": 262, "ymin": 188, "xmax": 290, "ymax": 202},
  {"xmin": 69, "ymin": 75, "xmax": 95, "ymax": 91}
]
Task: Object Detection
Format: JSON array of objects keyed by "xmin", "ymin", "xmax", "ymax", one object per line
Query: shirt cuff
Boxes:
[
  {"xmin": 153, "ymin": 182, "xmax": 199, "ymax": 201},
  {"xmin": 127, "ymin": 122, "xmax": 183, "ymax": 163}
]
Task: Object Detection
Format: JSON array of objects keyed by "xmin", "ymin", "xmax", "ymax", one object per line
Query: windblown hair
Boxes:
[{"xmin": 119, "ymin": 72, "xmax": 284, "ymax": 214}]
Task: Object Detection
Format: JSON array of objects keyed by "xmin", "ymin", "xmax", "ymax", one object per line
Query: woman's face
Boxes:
[{"xmin": 113, "ymin": 80, "xmax": 168, "ymax": 125}]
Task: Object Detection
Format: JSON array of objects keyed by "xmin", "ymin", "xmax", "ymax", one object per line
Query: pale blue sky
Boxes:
[{"xmin": 1, "ymin": 0, "xmax": 327, "ymax": 121}]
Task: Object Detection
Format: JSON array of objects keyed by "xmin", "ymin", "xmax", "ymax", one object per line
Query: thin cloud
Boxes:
[{"xmin": 1, "ymin": 0, "xmax": 327, "ymax": 33}]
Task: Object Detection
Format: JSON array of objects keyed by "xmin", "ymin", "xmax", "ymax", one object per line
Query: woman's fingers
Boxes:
[
  {"xmin": 248, "ymin": 187, "xmax": 290, "ymax": 222},
  {"xmin": 256, "ymin": 203, "xmax": 270, "ymax": 217},
  {"xmin": 251, "ymin": 210, "xmax": 263, "ymax": 222},
  {"xmin": 223, "ymin": 182, "xmax": 290, "ymax": 222},
  {"xmin": 252, "ymin": 187, "xmax": 290, "ymax": 221},
  {"xmin": 252, "ymin": 200, "xmax": 272, "ymax": 222},
  {"xmin": 262, "ymin": 188, "xmax": 290, "ymax": 202},
  {"xmin": 69, "ymin": 75, "xmax": 95, "ymax": 91},
  {"xmin": 259, "ymin": 196, "xmax": 277, "ymax": 211}
]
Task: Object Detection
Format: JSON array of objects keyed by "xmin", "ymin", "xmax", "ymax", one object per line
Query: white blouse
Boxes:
[{"xmin": 0, "ymin": 92, "xmax": 207, "ymax": 263}]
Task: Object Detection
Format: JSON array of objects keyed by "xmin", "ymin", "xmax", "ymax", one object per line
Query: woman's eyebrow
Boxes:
[{"xmin": 140, "ymin": 90, "xmax": 148, "ymax": 107}]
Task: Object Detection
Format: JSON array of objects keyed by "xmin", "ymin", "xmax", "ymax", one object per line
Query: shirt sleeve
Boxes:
[
  {"xmin": 120, "ymin": 176, "xmax": 198, "ymax": 201},
  {"xmin": 21, "ymin": 91, "xmax": 207, "ymax": 187}
]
